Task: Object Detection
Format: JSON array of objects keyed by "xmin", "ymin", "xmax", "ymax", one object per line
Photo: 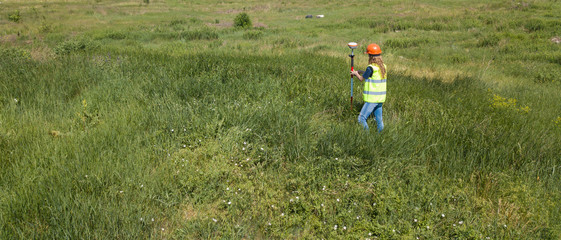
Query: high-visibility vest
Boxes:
[{"xmin": 363, "ymin": 64, "xmax": 387, "ymax": 103}]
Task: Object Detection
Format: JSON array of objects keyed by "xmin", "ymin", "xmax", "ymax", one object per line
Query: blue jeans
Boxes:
[{"xmin": 358, "ymin": 102, "xmax": 383, "ymax": 132}]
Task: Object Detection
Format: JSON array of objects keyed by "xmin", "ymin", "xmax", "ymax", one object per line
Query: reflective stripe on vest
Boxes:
[{"xmin": 363, "ymin": 64, "xmax": 387, "ymax": 103}]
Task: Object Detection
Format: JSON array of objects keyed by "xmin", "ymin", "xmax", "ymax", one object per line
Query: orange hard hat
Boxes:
[{"xmin": 366, "ymin": 43, "xmax": 382, "ymax": 55}]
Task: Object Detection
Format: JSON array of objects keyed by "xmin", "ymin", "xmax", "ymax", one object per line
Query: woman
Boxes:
[{"xmin": 350, "ymin": 43, "xmax": 387, "ymax": 132}]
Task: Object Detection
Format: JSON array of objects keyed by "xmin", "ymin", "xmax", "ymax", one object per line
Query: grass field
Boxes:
[{"xmin": 1, "ymin": 0, "xmax": 561, "ymax": 239}]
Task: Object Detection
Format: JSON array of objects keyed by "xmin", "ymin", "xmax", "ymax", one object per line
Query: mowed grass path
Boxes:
[{"xmin": 1, "ymin": 0, "xmax": 561, "ymax": 239}]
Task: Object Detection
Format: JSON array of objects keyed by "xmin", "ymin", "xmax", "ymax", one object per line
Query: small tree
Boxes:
[{"xmin": 234, "ymin": 12, "xmax": 252, "ymax": 29}]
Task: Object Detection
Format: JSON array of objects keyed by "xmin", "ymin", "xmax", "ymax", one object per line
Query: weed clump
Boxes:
[
  {"xmin": 489, "ymin": 91, "xmax": 530, "ymax": 113},
  {"xmin": 524, "ymin": 18, "xmax": 545, "ymax": 32},
  {"xmin": 478, "ymin": 34, "xmax": 500, "ymax": 47},
  {"xmin": 234, "ymin": 13, "xmax": 252, "ymax": 29},
  {"xmin": 179, "ymin": 28, "xmax": 219, "ymax": 40},
  {"xmin": 243, "ymin": 30, "xmax": 263, "ymax": 40},
  {"xmin": 0, "ymin": 47, "xmax": 31, "ymax": 63},
  {"xmin": 385, "ymin": 38, "xmax": 430, "ymax": 48},
  {"xmin": 54, "ymin": 37, "xmax": 99, "ymax": 55},
  {"xmin": 8, "ymin": 10, "xmax": 21, "ymax": 23}
]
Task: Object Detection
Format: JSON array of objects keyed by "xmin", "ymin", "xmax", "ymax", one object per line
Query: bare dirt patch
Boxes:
[
  {"xmin": 1, "ymin": 34, "xmax": 18, "ymax": 44},
  {"xmin": 31, "ymin": 47, "xmax": 55, "ymax": 62},
  {"xmin": 254, "ymin": 22, "xmax": 268, "ymax": 28},
  {"xmin": 551, "ymin": 36, "xmax": 561, "ymax": 44}
]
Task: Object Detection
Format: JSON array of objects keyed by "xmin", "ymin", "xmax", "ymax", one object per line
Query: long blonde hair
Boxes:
[{"xmin": 368, "ymin": 55, "xmax": 386, "ymax": 78}]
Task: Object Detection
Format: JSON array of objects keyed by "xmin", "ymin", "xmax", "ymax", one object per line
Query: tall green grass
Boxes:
[
  {"xmin": 1, "ymin": 0, "xmax": 561, "ymax": 238},
  {"xmin": 1, "ymin": 47, "xmax": 560, "ymax": 238}
]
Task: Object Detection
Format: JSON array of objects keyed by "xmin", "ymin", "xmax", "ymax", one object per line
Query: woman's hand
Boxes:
[{"xmin": 350, "ymin": 71, "xmax": 363, "ymax": 81}]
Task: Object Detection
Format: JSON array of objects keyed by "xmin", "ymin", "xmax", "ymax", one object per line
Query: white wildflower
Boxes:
[
  {"xmin": 459, "ymin": 221, "xmax": 464, "ymax": 225},
  {"xmin": 333, "ymin": 225, "xmax": 338, "ymax": 230}
]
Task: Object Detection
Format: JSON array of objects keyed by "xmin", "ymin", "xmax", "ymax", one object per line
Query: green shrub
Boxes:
[
  {"xmin": 8, "ymin": 10, "xmax": 21, "ymax": 23},
  {"xmin": 234, "ymin": 12, "xmax": 252, "ymax": 29}
]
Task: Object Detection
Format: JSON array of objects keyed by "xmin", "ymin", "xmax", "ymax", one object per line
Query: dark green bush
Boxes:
[{"xmin": 234, "ymin": 13, "xmax": 252, "ymax": 29}]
